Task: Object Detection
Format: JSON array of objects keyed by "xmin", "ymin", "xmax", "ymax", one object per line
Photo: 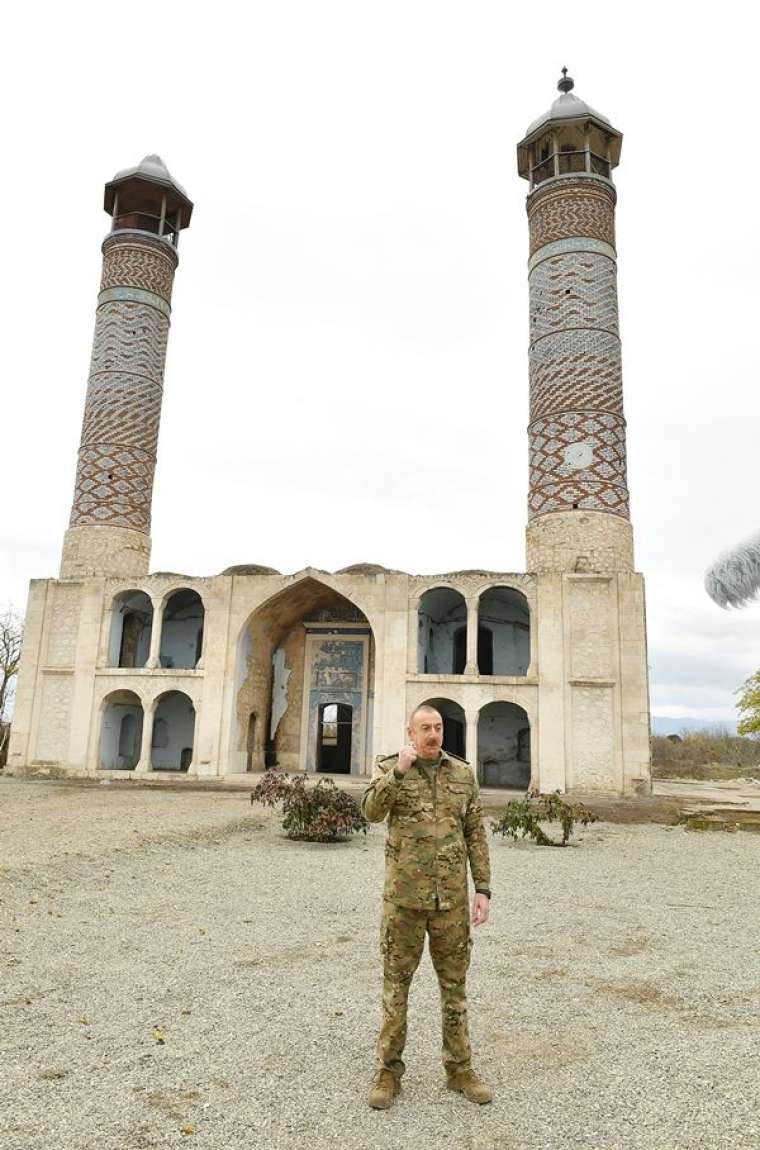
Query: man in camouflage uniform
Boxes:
[{"xmin": 362, "ymin": 704, "xmax": 492, "ymax": 1109}]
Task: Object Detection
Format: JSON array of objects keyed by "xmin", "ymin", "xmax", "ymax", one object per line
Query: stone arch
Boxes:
[
  {"xmin": 108, "ymin": 590, "xmax": 153, "ymax": 668},
  {"xmin": 417, "ymin": 587, "xmax": 467, "ymax": 674},
  {"xmin": 477, "ymin": 701, "xmax": 531, "ymax": 788},
  {"xmin": 151, "ymin": 690, "xmax": 196, "ymax": 771},
  {"xmin": 419, "ymin": 696, "xmax": 466, "ymax": 760},
  {"xmin": 159, "ymin": 589, "xmax": 205, "ymax": 669},
  {"xmin": 477, "ymin": 586, "xmax": 531, "ymax": 675},
  {"xmin": 99, "ymin": 689, "xmax": 144, "ymax": 770},
  {"xmin": 232, "ymin": 576, "xmax": 375, "ymax": 775}
]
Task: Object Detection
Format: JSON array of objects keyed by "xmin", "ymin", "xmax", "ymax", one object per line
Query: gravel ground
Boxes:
[{"xmin": 1, "ymin": 776, "xmax": 759, "ymax": 1150}]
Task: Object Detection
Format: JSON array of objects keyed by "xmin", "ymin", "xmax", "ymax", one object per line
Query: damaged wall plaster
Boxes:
[{"xmin": 270, "ymin": 647, "xmax": 292, "ymax": 739}]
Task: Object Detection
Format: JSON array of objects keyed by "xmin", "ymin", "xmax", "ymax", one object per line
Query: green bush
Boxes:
[
  {"xmin": 650, "ymin": 730, "xmax": 760, "ymax": 780},
  {"xmin": 250, "ymin": 770, "xmax": 368, "ymax": 843},
  {"xmin": 491, "ymin": 791, "xmax": 598, "ymax": 847}
]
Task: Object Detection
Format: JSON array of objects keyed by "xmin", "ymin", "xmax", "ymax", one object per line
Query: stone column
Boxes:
[
  {"xmin": 136, "ymin": 706, "xmax": 154, "ymax": 773},
  {"xmin": 464, "ymin": 601, "xmax": 479, "ymax": 675},
  {"xmin": 186, "ymin": 703, "xmax": 202, "ymax": 776},
  {"xmin": 145, "ymin": 597, "xmax": 164, "ymax": 669},
  {"xmin": 465, "ymin": 709, "xmax": 478, "ymax": 773},
  {"xmin": 195, "ymin": 609, "xmax": 207, "ymax": 671}
]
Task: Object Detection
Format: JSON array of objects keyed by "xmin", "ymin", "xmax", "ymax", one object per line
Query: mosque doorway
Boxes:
[{"xmin": 317, "ymin": 703, "xmax": 353, "ymax": 773}]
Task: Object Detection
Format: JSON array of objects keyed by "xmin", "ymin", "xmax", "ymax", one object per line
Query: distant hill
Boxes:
[{"xmin": 651, "ymin": 716, "xmax": 737, "ymax": 737}]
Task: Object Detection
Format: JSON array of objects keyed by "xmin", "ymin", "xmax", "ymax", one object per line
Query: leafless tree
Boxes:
[{"xmin": 0, "ymin": 607, "xmax": 24, "ymax": 765}]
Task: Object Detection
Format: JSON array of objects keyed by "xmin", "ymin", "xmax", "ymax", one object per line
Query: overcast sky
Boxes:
[{"xmin": 2, "ymin": 1, "xmax": 759, "ymax": 724}]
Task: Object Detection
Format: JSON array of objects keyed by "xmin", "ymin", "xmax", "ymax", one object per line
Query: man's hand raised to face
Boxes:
[{"xmin": 396, "ymin": 745, "xmax": 418, "ymax": 774}]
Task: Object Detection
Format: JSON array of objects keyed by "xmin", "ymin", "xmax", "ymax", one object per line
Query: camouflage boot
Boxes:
[
  {"xmin": 446, "ymin": 1068, "xmax": 493, "ymax": 1105},
  {"xmin": 368, "ymin": 1068, "xmax": 400, "ymax": 1110}
]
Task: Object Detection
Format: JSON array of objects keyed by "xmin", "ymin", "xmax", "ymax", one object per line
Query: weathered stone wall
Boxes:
[
  {"xmin": 34, "ymin": 674, "xmax": 74, "ymax": 762},
  {"xmin": 273, "ymin": 623, "xmax": 306, "ymax": 771},
  {"xmin": 526, "ymin": 510, "xmax": 634, "ymax": 575},
  {"xmin": 45, "ymin": 584, "xmax": 83, "ymax": 667},
  {"xmin": 60, "ymin": 526, "xmax": 151, "ymax": 580}
]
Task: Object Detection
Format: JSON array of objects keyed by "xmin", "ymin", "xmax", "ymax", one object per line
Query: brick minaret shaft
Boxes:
[
  {"xmin": 60, "ymin": 155, "xmax": 192, "ymax": 580},
  {"xmin": 518, "ymin": 71, "xmax": 634, "ymax": 575}
]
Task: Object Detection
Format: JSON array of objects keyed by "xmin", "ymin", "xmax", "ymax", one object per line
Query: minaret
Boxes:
[
  {"xmin": 60, "ymin": 156, "xmax": 193, "ymax": 579},
  {"xmin": 517, "ymin": 70, "xmax": 633, "ymax": 575}
]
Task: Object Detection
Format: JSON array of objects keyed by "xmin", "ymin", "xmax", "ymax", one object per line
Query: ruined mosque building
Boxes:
[{"xmin": 8, "ymin": 73, "xmax": 651, "ymax": 793}]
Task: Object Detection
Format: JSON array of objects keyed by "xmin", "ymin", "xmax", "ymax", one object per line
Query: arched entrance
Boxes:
[
  {"xmin": 477, "ymin": 587, "xmax": 530, "ymax": 675},
  {"xmin": 151, "ymin": 691, "xmax": 196, "ymax": 772},
  {"xmin": 109, "ymin": 591, "xmax": 153, "ymax": 668},
  {"xmin": 233, "ymin": 578, "xmax": 375, "ymax": 775},
  {"xmin": 100, "ymin": 690, "xmax": 143, "ymax": 770},
  {"xmin": 418, "ymin": 588, "xmax": 467, "ymax": 673},
  {"xmin": 317, "ymin": 702, "xmax": 353, "ymax": 773},
  {"xmin": 159, "ymin": 589, "xmax": 204, "ymax": 669},
  {"xmin": 478, "ymin": 702, "xmax": 531, "ymax": 788},
  {"xmin": 421, "ymin": 697, "xmax": 466, "ymax": 760}
]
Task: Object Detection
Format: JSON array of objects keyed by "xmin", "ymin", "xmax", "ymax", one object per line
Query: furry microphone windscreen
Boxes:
[{"xmin": 705, "ymin": 530, "xmax": 760, "ymax": 609}]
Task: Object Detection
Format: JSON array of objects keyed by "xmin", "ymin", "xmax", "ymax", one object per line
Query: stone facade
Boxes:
[
  {"xmin": 526, "ymin": 510, "xmax": 635, "ymax": 575},
  {"xmin": 7, "ymin": 566, "xmax": 650, "ymax": 794}
]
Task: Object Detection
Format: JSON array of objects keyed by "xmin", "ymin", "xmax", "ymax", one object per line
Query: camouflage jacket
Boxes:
[{"xmin": 361, "ymin": 752, "xmax": 491, "ymax": 911}]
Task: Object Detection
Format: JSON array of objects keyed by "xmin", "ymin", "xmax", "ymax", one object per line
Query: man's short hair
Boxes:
[{"xmin": 409, "ymin": 703, "xmax": 442, "ymax": 725}]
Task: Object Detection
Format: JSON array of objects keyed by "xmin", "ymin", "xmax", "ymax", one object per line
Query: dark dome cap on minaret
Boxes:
[
  {"xmin": 104, "ymin": 154, "xmax": 193, "ymax": 228},
  {"xmin": 517, "ymin": 69, "xmax": 622, "ymax": 177}
]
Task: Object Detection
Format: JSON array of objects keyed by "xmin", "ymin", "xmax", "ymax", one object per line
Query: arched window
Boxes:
[
  {"xmin": 159, "ymin": 590, "xmax": 204, "ymax": 670},
  {"xmin": 418, "ymin": 589, "xmax": 467, "ymax": 674},
  {"xmin": 108, "ymin": 591, "xmax": 153, "ymax": 668},
  {"xmin": 477, "ymin": 587, "xmax": 530, "ymax": 675},
  {"xmin": 478, "ymin": 702, "xmax": 531, "ymax": 788},
  {"xmin": 100, "ymin": 691, "xmax": 143, "ymax": 770},
  {"xmin": 151, "ymin": 691, "xmax": 196, "ymax": 772}
]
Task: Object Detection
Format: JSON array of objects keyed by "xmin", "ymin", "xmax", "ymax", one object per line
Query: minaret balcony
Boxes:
[
  {"xmin": 109, "ymin": 210, "xmax": 180, "ymax": 247},
  {"xmin": 530, "ymin": 149, "xmax": 611, "ymax": 188}
]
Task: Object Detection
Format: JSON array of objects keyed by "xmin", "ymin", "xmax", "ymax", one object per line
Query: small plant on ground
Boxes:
[
  {"xmin": 250, "ymin": 771, "xmax": 369, "ymax": 842},
  {"xmin": 491, "ymin": 790, "xmax": 598, "ymax": 847}
]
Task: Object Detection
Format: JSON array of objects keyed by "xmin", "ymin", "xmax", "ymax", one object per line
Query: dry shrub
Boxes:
[{"xmin": 250, "ymin": 771, "xmax": 368, "ymax": 842}]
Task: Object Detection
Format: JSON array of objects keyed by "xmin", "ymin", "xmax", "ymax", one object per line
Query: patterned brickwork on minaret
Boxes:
[
  {"xmin": 527, "ymin": 176, "xmax": 629, "ymax": 519},
  {"xmin": 517, "ymin": 73, "xmax": 635, "ymax": 574},
  {"xmin": 68, "ymin": 233, "xmax": 176, "ymax": 532},
  {"xmin": 60, "ymin": 155, "xmax": 192, "ymax": 579}
]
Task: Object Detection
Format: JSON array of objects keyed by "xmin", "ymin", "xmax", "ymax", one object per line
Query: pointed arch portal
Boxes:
[{"xmin": 234, "ymin": 578, "xmax": 374, "ymax": 776}]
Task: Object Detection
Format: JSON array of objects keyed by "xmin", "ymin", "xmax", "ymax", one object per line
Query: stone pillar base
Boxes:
[
  {"xmin": 526, "ymin": 511, "xmax": 634, "ymax": 574},
  {"xmin": 60, "ymin": 526, "xmax": 151, "ymax": 580}
]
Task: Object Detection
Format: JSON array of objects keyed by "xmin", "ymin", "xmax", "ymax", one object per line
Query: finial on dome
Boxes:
[{"xmin": 557, "ymin": 66, "xmax": 574, "ymax": 94}]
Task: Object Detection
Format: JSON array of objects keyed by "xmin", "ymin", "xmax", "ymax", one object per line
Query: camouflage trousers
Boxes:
[{"xmin": 375, "ymin": 900, "xmax": 473, "ymax": 1078}]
